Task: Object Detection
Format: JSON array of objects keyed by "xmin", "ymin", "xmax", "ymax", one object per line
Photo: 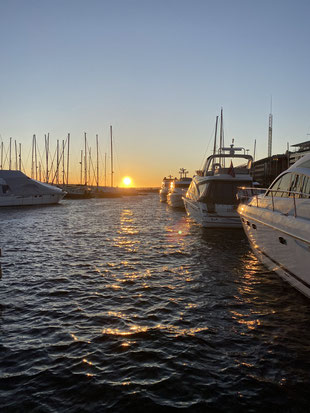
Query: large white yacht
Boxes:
[
  {"xmin": 159, "ymin": 175, "xmax": 175, "ymax": 203},
  {"xmin": 238, "ymin": 154, "xmax": 310, "ymax": 299},
  {"xmin": 183, "ymin": 144, "xmax": 253, "ymax": 228},
  {"xmin": 0, "ymin": 170, "xmax": 66, "ymax": 206},
  {"xmin": 167, "ymin": 168, "xmax": 192, "ymax": 208}
]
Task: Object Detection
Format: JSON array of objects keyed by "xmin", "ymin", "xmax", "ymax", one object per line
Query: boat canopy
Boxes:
[{"xmin": 0, "ymin": 170, "xmax": 63, "ymax": 196}]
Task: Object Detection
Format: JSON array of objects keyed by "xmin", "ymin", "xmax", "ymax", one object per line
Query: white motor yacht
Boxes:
[
  {"xmin": 167, "ymin": 169, "xmax": 191, "ymax": 208},
  {"xmin": 159, "ymin": 176, "xmax": 175, "ymax": 203},
  {"xmin": 183, "ymin": 144, "xmax": 253, "ymax": 228},
  {"xmin": 238, "ymin": 154, "xmax": 310, "ymax": 299},
  {"xmin": 0, "ymin": 170, "xmax": 66, "ymax": 206}
]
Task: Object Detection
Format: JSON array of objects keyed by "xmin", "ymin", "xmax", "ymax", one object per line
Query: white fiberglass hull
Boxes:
[
  {"xmin": 183, "ymin": 197, "xmax": 241, "ymax": 228},
  {"xmin": 239, "ymin": 204, "xmax": 310, "ymax": 298},
  {"xmin": 159, "ymin": 189, "xmax": 168, "ymax": 203},
  {"xmin": 167, "ymin": 192, "xmax": 185, "ymax": 208},
  {"xmin": 0, "ymin": 193, "xmax": 65, "ymax": 207}
]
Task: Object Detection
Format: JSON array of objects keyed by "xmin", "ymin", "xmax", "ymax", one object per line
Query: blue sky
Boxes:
[{"xmin": 1, "ymin": 0, "xmax": 310, "ymax": 186}]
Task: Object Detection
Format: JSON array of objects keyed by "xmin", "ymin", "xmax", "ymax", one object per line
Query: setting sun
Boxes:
[{"xmin": 122, "ymin": 176, "xmax": 132, "ymax": 187}]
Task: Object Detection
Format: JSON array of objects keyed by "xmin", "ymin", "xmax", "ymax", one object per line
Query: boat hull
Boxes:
[
  {"xmin": 167, "ymin": 192, "xmax": 185, "ymax": 208},
  {"xmin": 159, "ymin": 189, "xmax": 168, "ymax": 203},
  {"xmin": 183, "ymin": 197, "xmax": 242, "ymax": 228},
  {"xmin": 0, "ymin": 193, "xmax": 65, "ymax": 207},
  {"xmin": 239, "ymin": 205, "xmax": 310, "ymax": 298}
]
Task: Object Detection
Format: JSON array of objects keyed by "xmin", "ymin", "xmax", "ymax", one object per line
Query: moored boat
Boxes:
[
  {"xmin": 0, "ymin": 170, "xmax": 66, "ymax": 206},
  {"xmin": 159, "ymin": 175, "xmax": 175, "ymax": 203},
  {"xmin": 183, "ymin": 147, "xmax": 253, "ymax": 227},
  {"xmin": 237, "ymin": 154, "xmax": 310, "ymax": 298},
  {"xmin": 167, "ymin": 168, "xmax": 191, "ymax": 208}
]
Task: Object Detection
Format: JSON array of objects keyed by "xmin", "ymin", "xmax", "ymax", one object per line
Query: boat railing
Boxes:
[{"xmin": 237, "ymin": 187, "xmax": 310, "ymax": 218}]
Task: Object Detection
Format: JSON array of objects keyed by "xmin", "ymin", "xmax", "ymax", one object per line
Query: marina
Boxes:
[
  {"xmin": 1, "ymin": 194, "xmax": 310, "ymax": 412},
  {"xmin": 1, "ymin": 1, "xmax": 310, "ymax": 411}
]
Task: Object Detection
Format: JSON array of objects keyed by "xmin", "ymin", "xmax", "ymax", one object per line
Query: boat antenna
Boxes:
[{"xmin": 212, "ymin": 115, "xmax": 219, "ymax": 168}]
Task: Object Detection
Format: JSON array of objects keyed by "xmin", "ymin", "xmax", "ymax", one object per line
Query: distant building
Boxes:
[
  {"xmin": 252, "ymin": 140, "xmax": 310, "ymax": 187},
  {"xmin": 252, "ymin": 154, "xmax": 289, "ymax": 187},
  {"xmin": 289, "ymin": 141, "xmax": 310, "ymax": 165}
]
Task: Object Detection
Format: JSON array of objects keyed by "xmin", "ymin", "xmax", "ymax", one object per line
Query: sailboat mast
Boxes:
[
  {"xmin": 110, "ymin": 125, "xmax": 113, "ymax": 187},
  {"xmin": 35, "ymin": 135, "xmax": 38, "ymax": 180},
  {"xmin": 31, "ymin": 135, "xmax": 34, "ymax": 178},
  {"xmin": 56, "ymin": 139, "xmax": 59, "ymax": 184},
  {"xmin": 213, "ymin": 116, "xmax": 218, "ymax": 156},
  {"xmin": 45, "ymin": 133, "xmax": 49, "ymax": 183},
  {"xmin": 19, "ymin": 143, "xmax": 21, "ymax": 171},
  {"xmin": 15, "ymin": 140, "xmax": 17, "ymax": 170},
  {"xmin": 9, "ymin": 137, "xmax": 12, "ymax": 170},
  {"xmin": 219, "ymin": 108, "xmax": 224, "ymax": 166},
  {"xmin": 0, "ymin": 142, "xmax": 3, "ymax": 169},
  {"xmin": 62, "ymin": 139, "xmax": 65, "ymax": 185},
  {"xmin": 105, "ymin": 152, "xmax": 107, "ymax": 186},
  {"xmin": 84, "ymin": 132, "xmax": 87, "ymax": 186},
  {"xmin": 80, "ymin": 150, "xmax": 83, "ymax": 185},
  {"xmin": 67, "ymin": 133, "xmax": 70, "ymax": 185},
  {"xmin": 88, "ymin": 147, "xmax": 91, "ymax": 186},
  {"xmin": 96, "ymin": 134, "xmax": 99, "ymax": 189}
]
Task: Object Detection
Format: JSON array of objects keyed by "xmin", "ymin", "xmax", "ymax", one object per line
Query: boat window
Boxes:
[
  {"xmin": 175, "ymin": 183, "xmax": 190, "ymax": 188},
  {"xmin": 298, "ymin": 159, "xmax": 310, "ymax": 169},
  {"xmin": 186, "ymin": 181, "xmax": 199, "ymax": 201},
  {"xmin": 1, "ymin": 184, "xmax": 10, "ymax": 194},
  {"xmin": 198, "ymin": 183, "xmax": 209, "ymax": 199},
  {"xmin": 266, "ymin": 173, "xmax": 293, "ymax": 197},
  {"xmin": 288, "ymin": 173, "xmax": 300, "ymax": 196},
  {"xmin": 302, "ymin": 176, "xmax": 310, "ymax": 198}
]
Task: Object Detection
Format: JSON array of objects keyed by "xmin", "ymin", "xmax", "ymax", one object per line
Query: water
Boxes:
[{"xmin": 1, "ymin": 194, "xmax": 310, "ymax": 412}]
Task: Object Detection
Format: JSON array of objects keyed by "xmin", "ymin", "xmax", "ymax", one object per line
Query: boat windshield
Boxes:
[
  {"xmin": 175, "ymin": 183, "xmax": 190, "ymax": 188},
  {"xmin": 201, "ymin": 181, "xmax": 251, "ymax": 205}
]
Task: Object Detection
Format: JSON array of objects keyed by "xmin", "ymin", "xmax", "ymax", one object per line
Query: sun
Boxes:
[{"xmin": 122, "ymin": 176, "xmax": 132, "ymax": 187}]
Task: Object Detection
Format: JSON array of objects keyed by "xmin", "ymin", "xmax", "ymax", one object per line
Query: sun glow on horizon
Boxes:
[{"xmin": 122, "ymin": 176, "xmax": 132, "ymax": 187}]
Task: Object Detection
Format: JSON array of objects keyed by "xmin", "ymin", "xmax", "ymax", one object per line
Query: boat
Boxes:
[
  {"xmin": 0, "ymin": 170, "xmax": 66, "ymax": 206},
  {"xmin": 92, "ymin": 186, "xmax": 123, "ymax": 198},
  {"xmin": 183, "ymin": 110, "xmax": 253, "ymax": 227},
  {"xmin": 64, "ymin": 185, "xmax": 93, "ymax": 199},
  {"xmin": 167, "ymin": 168, "xmax": 192, "ymax": 208},
  {"xmin": 159, "ymin": 175, "xmax": 175, "ymax": 203},
  {"xmin": 237, "ymin": 154, "xmax": 310, "ymax": 298}
]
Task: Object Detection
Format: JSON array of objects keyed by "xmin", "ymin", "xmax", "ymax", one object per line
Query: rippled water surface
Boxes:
[{"xmin": 1, "ymin": 194, "xmax": 310, "ymax": 412}]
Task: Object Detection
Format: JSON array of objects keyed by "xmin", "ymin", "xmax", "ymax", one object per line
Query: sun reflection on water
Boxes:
[
  {"xmin": 101, "ymin": 324, "xmax": 208, "ymax": 338},
  {"xmin": 113, "ymin": 208, "xmax": 141, "ymax": 252}
]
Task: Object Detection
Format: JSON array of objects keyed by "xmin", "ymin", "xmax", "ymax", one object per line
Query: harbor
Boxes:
[
  {"xmin": 1, "ymin": 110, "xmax": 310, "ymax": 411},
  {"xmin": 1, "ymin": 0, "xmax": 310, "ymax": 411}
]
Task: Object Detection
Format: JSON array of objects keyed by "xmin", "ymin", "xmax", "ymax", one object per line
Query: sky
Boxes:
[{"xmin": 1, "ymin": 0, "xmax": 310, "ymax": 187}]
